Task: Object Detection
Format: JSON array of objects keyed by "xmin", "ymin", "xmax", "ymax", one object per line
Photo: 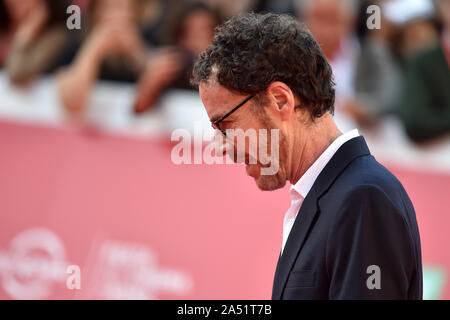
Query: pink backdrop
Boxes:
[{"xmin": 0, "ymin": 120, "xmax": 449, "ymax": 299}]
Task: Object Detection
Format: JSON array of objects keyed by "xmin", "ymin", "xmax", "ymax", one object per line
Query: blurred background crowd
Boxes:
[{"xmin": 0, "ymin": 0, "xmax": 449, "ymax": 145}]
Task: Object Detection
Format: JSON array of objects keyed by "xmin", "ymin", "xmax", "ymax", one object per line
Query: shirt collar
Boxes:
[{"xmin": 290, "ymin": 129, "xmax": 360, "ymax": 199}]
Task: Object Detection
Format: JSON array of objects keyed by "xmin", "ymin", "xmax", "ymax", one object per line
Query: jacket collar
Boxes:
[
  {"xmin": 291, "ymin": 129, "xmax": 360, "ymax": 199},
  {"xmin": 271, "ymin": 135, "xmax": 371, "ymax": 299}
]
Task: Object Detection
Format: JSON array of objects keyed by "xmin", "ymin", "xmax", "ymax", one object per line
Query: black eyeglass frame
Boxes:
[{"xmin": 211, "ymin": 94, "xmax": 255, "ymax": 135}]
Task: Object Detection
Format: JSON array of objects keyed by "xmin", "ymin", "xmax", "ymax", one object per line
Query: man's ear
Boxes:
[{"xmin": 266, "ymin": 82, "xmax": 296, "ymax": 121}]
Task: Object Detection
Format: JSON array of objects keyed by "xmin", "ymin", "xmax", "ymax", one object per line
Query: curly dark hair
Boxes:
[{"xmin": 191, "ymin": 12, "xmax": 335, "ymax": 118}]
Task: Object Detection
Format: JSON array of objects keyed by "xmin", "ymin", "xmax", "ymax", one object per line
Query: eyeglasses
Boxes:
[{"xmin": 211, "ymin": 94, "xmax": 255, "ymax": 136}]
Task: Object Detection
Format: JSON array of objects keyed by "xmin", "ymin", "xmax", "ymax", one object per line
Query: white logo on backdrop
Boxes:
[
  {"xmin": 88, "ymin": 240, "xmax": 193, "ymax": 299},
  {"xmin": 0, "ymin": 230, "xmax": 193, "ymax": 299},
  {"xmin": 0, "ymin": 228, "xmax": 69, "ymax": 299}
]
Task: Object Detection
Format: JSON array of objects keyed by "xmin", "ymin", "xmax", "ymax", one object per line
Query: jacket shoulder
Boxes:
[
  {"xmin": 321, "ymin": 154, "xmax": 412, "ymax": 215},
  {"xmin": 335, "ymin": 155, "xmax": 403, "ymax": 193}
]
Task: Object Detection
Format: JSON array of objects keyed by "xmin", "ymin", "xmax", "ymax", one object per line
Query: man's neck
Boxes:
[{"xmin": 289, "ymin": 114, "xmax": 342, "ymax": 185}]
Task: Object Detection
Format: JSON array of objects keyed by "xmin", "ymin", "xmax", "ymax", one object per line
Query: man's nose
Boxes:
[
  {"xmin": 212, "ymin": 131, "xmax": 228, "ymax": 157},
  {"xmin": 213, "ymin": 133, "xmax": 238, "ymax": 161},
  {"xmin": 220, "ymin": 140, "xmax": 235, "ymax": 159}
]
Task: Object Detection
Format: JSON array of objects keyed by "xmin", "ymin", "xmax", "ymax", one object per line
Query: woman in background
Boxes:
[
  {"xmin": 397, "ymin": 0, "xmax": 450, "ymax": 142},
  {"xmin": 57, "ymin": 0, "xmax": 151, "ymax": 113},
  {"xmin": 1, "ymin": 0, "xmax": 69, "ymax": 85},
  {"xmin": 0, "ymin": 0, "xmax": 35, "ymax": 67},
  {"xmin": 134, "ymin": 2, "xmax": 222, "ymax": 113}
]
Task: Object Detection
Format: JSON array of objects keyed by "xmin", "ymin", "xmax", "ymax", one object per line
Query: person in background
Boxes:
[
  {"xmin": 0, "ymin": 0, "xmax": 45, "ymax": 68},
  {"xmin": 57, "ymin": 0, "xmax": 151, "ymax": 114},
  {"xmin": 139, "ymin": 0, "xmax": 170, "ymax": 47},
  {"xmin": 352, "ymin": 0, "xmax": 403, "ymax": 125},
  {"xmin": 134, "ymin": 2, "xmax": 221, "ymax": 113},
  {"xmin": 0, "ymin": 0, "xmax": 35, "ymax": 67},
  {"xmin": 3, "ymin": 0, "xmax": 69, "ymax": 85},
  {"xmin": 397, "ymin": 0, "xmax": 450, "ymax": 142},
  {"xmin": 383, "ymin": 0, "xmax": 438, "ymax": 60},
  {"xmin": 298, "ymin": 0, "xmax": 404, "ymax": 127},
  {"xmin": 206, "ymin": 0, "xmax": 255, "ymax": 20},
  {"xmin": 140, "ymin": 0, "xmax": 187, "ymax": 47},
  {"xmin": 297, "ymin": 0, "xmax": 361, "ymax": 129},
  {"xmin": 396, "ymin": 16, "xmax": 438, "ymax": 59},
  {"xmin": 0, "ymin": 0, "xmax": 25, "ymax": 67}
]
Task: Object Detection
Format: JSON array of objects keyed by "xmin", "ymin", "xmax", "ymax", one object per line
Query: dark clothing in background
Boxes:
[
  {"xmin": 355, "ymin": 38, "xmax": 402, "ymax": 117},
  {"xmin": 398, "ymin": 42, "xmax": 450, "ymax": 142},
  {"xmin": 167, "ymin": 48, "xmax": 196, "ymax": 91}
]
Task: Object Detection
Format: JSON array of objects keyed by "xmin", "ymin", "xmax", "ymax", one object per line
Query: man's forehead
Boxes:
[
  {"xmin": 199, "ymin": 82, "xmax": 244, "ymax": 118},
  {"xmin": 199, "ymin": 82, "xmax": 234, "ymax": 102}
]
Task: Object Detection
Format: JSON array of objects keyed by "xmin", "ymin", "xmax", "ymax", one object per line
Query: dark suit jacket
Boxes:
[{"xmin": 272, "ymin": 136, "xmax": 422, "ymax": 299}]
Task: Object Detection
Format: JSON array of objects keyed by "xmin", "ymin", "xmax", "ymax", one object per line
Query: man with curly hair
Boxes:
[{"xmin": 191, "ymin": 12, "xmax": 422, "ymax": 300}]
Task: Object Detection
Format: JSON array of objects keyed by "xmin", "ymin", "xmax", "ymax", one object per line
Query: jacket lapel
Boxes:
[
  {"xmin": 271, "ymin": 136, "xmax": 371, "ymax": 299},
  {"xmin": 271, "ymin": 192, "xmax": 319, "ymax": 299}
]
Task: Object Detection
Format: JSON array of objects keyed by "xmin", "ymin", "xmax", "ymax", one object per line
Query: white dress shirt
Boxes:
[{"xmin": 281, "ymin": 129, "xmax": 360, "ymax": 254}]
